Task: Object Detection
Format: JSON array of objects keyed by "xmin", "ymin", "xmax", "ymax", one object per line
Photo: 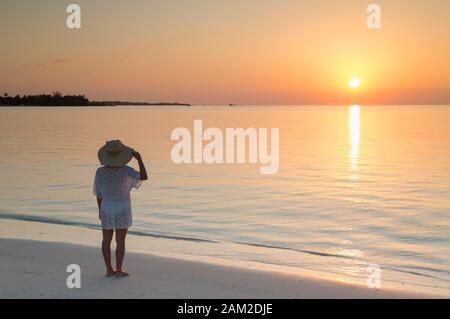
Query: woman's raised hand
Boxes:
[{"xmin": 133, "ymin": 150, "xmax": 148, "ymax": 180}]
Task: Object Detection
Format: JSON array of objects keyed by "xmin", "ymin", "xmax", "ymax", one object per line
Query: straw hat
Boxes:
[{"xmin": 98, "ymin": 140, "xmax": 134, "ymax": 167}]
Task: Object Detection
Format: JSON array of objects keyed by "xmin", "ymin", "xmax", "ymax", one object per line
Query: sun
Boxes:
[{"xmin": 348, "ymin": 77, "xmax": 361, "ymax": 89}]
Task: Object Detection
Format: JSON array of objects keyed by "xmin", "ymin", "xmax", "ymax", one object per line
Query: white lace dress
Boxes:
[{"xmin": 93, "ymin": 165, "xmax": 142, "ymax": 230}]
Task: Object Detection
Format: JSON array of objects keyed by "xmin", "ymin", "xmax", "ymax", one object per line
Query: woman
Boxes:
[{"xmin": 93, "ymin": 140, "xmax": 148, "ymax": 277}]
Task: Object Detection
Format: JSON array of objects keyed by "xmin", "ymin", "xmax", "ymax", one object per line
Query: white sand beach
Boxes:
[{"xmin": 0, "ymin": 219, "xmax": 433, "ymax": 299}]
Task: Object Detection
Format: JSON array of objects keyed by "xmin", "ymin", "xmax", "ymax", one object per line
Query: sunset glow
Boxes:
[{"xmin": 0, "ymin": 1, "xmax": 449, "ymax": 104}]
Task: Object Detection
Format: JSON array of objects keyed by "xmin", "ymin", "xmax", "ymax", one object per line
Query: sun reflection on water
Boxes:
[
  {"xmin": 349, "ymin": 105, "xmax": 360, "ymax": 173},
  {"xmin": 345, "ymin": 105, "xmax": 361, "ymax": 204}
]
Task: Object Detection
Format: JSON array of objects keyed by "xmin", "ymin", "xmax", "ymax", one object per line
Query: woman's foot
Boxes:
[
  {"xmin": 116, "ymin": 270, "xmax": 130, "ymax": 277},
  {"xmin": 105, "ymin": 268, "xmax": 117, "ymax": 277}
]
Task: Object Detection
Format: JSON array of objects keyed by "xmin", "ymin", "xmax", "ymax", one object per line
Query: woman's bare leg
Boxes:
[
  {"xmin": 115, "ymin": 228, "xmax": 129, "ymax": 276},
  {"xmin": 102, "ymin": 229, "xmax": 115, "ymax": 276}
]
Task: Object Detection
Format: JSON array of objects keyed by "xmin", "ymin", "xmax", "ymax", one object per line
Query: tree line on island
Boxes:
[{"xmin": 0, "ymin": 91, "xmax": 190, "ymax": 107}]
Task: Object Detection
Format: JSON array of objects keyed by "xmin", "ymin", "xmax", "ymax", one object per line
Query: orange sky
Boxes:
[{"xmin": 1, "ymin": 0, "xmax": 449, "ymax": 104}]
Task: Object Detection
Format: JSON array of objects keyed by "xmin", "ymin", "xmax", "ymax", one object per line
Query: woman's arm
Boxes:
[
  {"xmin": 133, "ymin": 151, "xmax": 148, "ymax": 180},
  {"xmin": 97, "ymin": 197, "xmax": 102, "ymax": 220}
]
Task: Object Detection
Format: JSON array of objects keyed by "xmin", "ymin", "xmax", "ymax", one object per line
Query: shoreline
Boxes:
[{"xmin": 0, "ymin": 219, "xmax": 436, "ymax": 298}]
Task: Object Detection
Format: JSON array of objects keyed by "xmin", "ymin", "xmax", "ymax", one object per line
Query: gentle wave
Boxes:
[
  {"xmin": 233, "ymin": 241, "xmax": 355, "ymax": 260},
  {"xmin": 0, "ymin": 212, "xmax": 217, "ymax": 243}
]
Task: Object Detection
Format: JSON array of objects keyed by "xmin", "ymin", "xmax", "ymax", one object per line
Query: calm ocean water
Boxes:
[{"xmin": 1, "ymin": 105, "xmax": 449, "ymax": 295}]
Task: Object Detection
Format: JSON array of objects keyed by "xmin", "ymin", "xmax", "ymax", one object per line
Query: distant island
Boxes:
[{"xmin": 0, "ymin": 92, "xmax": 190, "ymax": 107}]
